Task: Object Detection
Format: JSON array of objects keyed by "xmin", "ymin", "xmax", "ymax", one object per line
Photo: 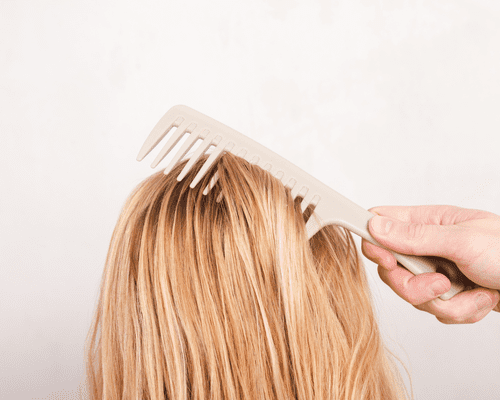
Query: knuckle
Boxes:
[
  {"xmin": 467, "ymin": 314, "xmax": 483, "ymax": 324},
  {"xmin": 403, "ymin": 222, "xmax": 426, "ymax": 241},
  {"xmin": 404, "ymin": 278, "xmax": 429, "ymax": 306},
  {"xmin": 406, "ymin": 292, "xmax": 422, "ymax": 306},
  {"xmin": 377, "ymin": 270, "xmax": 389, "ymax": 286},
  {"xmin": 445, "ymin": 308, "xmax": 468, "ymax": 323},
  {"xmin": 404, "ymin": 290, "xmax": 427, "ymax": 306},
  {"xmin": 413, "ymin": 297, "xmax": 428, "ymax": 306}
]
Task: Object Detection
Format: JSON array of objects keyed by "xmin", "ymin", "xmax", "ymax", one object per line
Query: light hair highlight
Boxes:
[{"xmin": 85, "ymin": 152, "xmax": 411, "ymax": 399}]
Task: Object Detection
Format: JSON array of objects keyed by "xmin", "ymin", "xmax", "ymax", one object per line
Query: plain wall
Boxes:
[{"xmin": 1, "ymin": 0, "xmax": 499, "ymax": 399}]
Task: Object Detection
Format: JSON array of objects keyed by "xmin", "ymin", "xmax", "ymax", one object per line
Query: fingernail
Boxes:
[
  {"xmin": 370, "ymin": 216, "xmax": 393, "ymax": 235},
  {"xmin": 475, "ymin": 294, "xmax": 492, "ymax": 312},
  {"xmin": 430, "ymin": 280, "xmax": 448, "ymax": 296}
]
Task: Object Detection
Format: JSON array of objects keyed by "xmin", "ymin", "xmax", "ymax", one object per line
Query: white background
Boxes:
[{"xmin": 1, "ymin": 0, "xmax": 499, "ymax": 399}]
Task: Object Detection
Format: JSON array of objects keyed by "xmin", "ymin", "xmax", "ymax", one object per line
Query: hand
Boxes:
[{"xmin": 361, "ymin": 205, "xmax": 500, "ymax": 324}]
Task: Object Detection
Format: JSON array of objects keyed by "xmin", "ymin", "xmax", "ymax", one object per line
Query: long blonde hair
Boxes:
[{"xmin": 85, "ymin": 151, "xmax": 410, "ymax": 399}]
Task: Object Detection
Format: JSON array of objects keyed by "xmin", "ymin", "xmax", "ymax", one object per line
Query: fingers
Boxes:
[
  {"xmin": 369, "ymin": 205, "xmax": 456, "ymax": 224},
  {"xmin": 377, "ymin": 265, "xmax": 451, "ymax": 306},
  {"xmin": 368, "ymin": 205, "xmax": 494, "ymax": 225},
  {"xmin": 419, "ymin": 288, "xmax": 500, "ymax": 324},
  {"xmin": 361, "ymin": 240, "xmax": 397, "ymax": 270},
  {"xmin": 374, "ymin": 261, "xmax": 500, "ymax": 324},
  {"xmin": 362, "ymin": 239, "xmax": 451, "ymax": 304},
  {"xmin": 367, "ymin": 215, "xmax": 470, "ymax": 260}
]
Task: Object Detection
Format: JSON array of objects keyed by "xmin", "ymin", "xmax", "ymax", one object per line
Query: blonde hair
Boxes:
[{"xmin": 84, "ymin": 151, "xmax": 411, "ymax": 399}]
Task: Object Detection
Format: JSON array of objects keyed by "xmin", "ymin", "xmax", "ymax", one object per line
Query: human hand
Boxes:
[{"xmin": 361, "ymin": 205, "xmax": 500, "ymax": 324}]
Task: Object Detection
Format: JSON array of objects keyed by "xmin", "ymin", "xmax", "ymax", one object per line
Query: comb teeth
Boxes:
[
  {"xmin": 189, "ymin": 138, "xmax": 233, "ymax": 189},
  {"xmin": 137, "ymin": 105, "xmax": 471, "ymax": 301},
  {"xmin": 137, "ymin": 105, "xmax": 323, "ymax": 217},
  {"xmin": 177, "ymin": 134, "xmax": 223, "ymax": 182},
  {"xmin": 160, "ymin": 125, "xmax": 203, "ymax": 174},
  {"xmin": 203, "ymin": 170, "xmax": 220, "ymax": 196}
]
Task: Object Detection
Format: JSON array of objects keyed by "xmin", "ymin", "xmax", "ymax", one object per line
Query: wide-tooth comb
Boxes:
[{"xmin": 137, "ymin": 105, "xmax": 471, "ymax": 300}]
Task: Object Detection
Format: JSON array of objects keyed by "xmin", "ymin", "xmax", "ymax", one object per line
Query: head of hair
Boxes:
[{"xmin": 84, "ymin": 151, "xmax": 410, "ymax": 399}]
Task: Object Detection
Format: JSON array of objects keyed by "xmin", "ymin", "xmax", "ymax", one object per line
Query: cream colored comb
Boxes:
[{"xmin": 137, "ymin": 105, "xmax": 471, "ymax": 300}]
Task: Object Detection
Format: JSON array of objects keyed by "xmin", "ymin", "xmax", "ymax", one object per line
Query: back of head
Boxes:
[{"xmin": 85, "ymin": 152, "xmax": 409, "ymax": 400}]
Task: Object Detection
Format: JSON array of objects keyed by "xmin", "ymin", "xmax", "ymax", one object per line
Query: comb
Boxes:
[{"xmin": 137, "ymin": 105, "xmax": 471, "ymax": 300}]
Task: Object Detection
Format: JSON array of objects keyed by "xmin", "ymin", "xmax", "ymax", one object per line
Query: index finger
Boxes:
[{"xmin": 368, "ymin": 205, "xmax": 493, "ymax": 226}]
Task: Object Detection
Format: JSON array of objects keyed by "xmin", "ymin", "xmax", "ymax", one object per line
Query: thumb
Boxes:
[{"xmin": 368, "ymin": 215, "xmax": 466, "ymax": 259}]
